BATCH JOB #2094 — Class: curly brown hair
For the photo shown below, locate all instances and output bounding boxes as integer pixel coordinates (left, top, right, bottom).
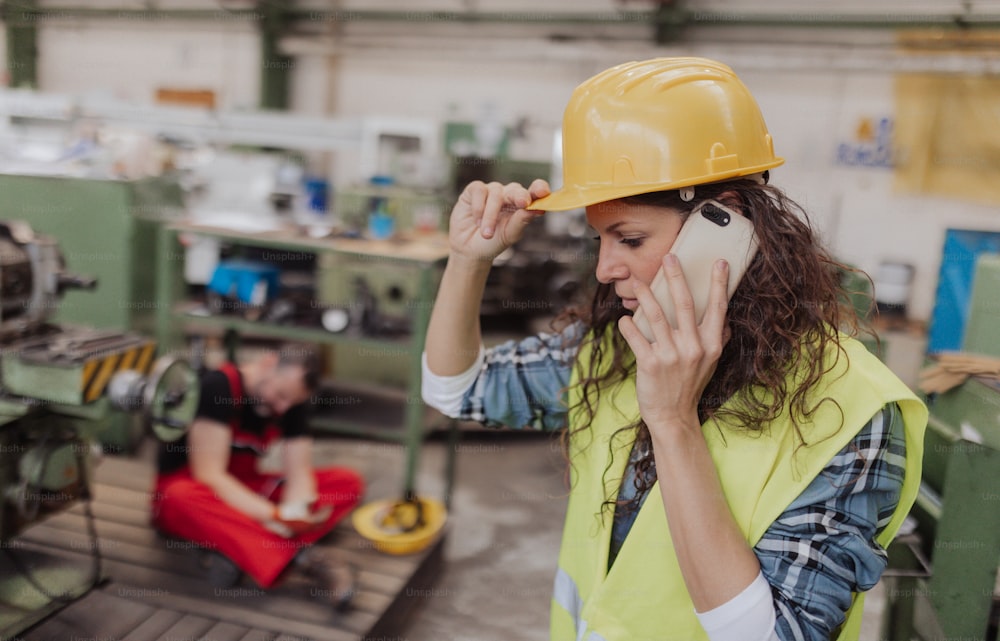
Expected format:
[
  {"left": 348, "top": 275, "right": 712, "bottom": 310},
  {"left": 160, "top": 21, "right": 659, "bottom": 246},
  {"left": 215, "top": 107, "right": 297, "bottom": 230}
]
[{"left": 555, "top": 178, "right": 873, "bottom": 516}]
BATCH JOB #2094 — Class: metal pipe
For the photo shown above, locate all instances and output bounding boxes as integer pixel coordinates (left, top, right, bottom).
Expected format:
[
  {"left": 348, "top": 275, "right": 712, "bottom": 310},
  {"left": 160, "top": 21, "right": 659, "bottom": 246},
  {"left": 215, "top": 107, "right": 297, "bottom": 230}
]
[
  {"left": 0, "top": 6, "right": 263, "bottom": 24},
  {"left": 683, "top": 10, "right": 1000, "bottom": 30},
  {"left": 260, "top": 1, "right": 291, "bottom": 110},
  {"left": 3, "top": 0, "right": 38, "bottom": 88},
  {"left": 4, "top": 5, "right": 1000, "bottom": 31},
  {"left": 293, "top": 8, "right": 1000, "bottom": 30}
]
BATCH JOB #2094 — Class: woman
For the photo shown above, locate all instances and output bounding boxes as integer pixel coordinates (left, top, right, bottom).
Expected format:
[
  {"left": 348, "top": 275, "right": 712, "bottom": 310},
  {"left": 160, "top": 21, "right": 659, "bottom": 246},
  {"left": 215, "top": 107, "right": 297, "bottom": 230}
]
[{"left": 422, "top": 58, "right": 926, "bottom": 641}]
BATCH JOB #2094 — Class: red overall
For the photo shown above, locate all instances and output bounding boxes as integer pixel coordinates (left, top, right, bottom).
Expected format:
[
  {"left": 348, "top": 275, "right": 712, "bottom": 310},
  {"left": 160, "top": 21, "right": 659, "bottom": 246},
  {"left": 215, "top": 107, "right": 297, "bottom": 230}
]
[{"left": 151, "top": 363, "right": 364, "bottom": 587}]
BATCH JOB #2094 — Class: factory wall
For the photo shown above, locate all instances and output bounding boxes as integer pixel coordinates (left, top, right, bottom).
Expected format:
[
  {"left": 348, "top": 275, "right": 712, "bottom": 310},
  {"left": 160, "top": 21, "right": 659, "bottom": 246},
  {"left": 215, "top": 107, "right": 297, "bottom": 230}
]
[
  {"left": 8, "top": 0, "right": 1000, "bottom": 322},
  {"left": 35, "top": 18, "right": 259, "bottom": 109}
]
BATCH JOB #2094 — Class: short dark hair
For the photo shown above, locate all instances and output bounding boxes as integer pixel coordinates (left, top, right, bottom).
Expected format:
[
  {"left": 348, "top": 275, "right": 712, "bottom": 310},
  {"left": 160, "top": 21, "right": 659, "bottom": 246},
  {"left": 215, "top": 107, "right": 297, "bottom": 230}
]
[{"left": 275, "top": 342, "right": 322, "bottom": 392}]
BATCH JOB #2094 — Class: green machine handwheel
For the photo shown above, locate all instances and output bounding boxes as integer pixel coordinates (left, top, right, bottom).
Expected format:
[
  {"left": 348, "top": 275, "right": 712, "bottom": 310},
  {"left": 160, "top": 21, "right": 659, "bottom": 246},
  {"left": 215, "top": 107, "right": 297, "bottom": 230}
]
[
  {"left": 144, "top": 357, "right": 200, "bottom": 443},
  {"left": 107, "top": 356, "right": 200, "bottom": 442}
]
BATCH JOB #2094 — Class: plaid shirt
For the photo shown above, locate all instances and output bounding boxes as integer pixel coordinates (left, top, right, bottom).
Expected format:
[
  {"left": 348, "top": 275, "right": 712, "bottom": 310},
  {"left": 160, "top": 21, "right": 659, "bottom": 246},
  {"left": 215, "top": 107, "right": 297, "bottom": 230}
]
[{"left": 459, "top": 324, "right": 906, "bottom": 641}]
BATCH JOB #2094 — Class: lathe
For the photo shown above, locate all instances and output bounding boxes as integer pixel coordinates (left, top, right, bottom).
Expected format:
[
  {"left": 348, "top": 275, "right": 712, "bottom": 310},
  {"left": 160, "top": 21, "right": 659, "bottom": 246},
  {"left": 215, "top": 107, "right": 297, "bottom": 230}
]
[{"left": 0, "top": 220, "right": 199, "bottom": 639}]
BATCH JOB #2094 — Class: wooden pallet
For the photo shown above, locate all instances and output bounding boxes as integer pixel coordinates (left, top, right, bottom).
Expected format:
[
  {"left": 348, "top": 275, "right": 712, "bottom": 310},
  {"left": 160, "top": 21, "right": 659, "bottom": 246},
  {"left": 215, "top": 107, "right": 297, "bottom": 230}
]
[{"left": 1, "top": 452, "right": 444, "bottom": 641}]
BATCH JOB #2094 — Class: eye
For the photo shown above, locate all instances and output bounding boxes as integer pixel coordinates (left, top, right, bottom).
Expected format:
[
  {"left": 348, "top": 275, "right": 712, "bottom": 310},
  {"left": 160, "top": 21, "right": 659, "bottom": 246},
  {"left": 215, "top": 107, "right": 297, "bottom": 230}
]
[{"left": 620, "top": 237, "right": 643, "bottom": 248}]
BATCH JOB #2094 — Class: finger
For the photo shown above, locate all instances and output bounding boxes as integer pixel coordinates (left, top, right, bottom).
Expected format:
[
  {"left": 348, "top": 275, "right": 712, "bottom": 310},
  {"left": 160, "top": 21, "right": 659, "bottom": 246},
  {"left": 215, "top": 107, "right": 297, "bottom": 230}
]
[
  {"left": 617, "top": 315, "right": 653, "bottom": 360},
  {"left": 526, "top": 179, "right": 551, "bottom": 207},
  {"left": 479, "top": 181, "right": 507, "bottom": 238},
  {"left": 633, "top": 277, "right": 675, "bottom": 348},
  {"left": 503, "top": 208, "right": 543, "bottom": 244},
  {"left": 462, "top": 180, "right": 488, "bottom": 221},
  {"left": 494, "top": 182, "right": 542, "bottom": 244},
  {"left": 701, "top": 259, "right": 730, "bottom": 340},
  {"left": 502, "top": 181, "right": 533, "bottom": 211},
  {"left": 661, "top": 253, "right": 698, "bottom": 336}
]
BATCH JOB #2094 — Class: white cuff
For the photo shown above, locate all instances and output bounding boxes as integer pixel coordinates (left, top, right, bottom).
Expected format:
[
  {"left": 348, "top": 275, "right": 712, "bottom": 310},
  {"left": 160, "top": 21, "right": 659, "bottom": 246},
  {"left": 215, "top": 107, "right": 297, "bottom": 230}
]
[
  {"left": 695, "top": 572, "right": 779, "bottom": 641},
  {"left": 420, "top": 346, "right": 485, "bottom": 417}
]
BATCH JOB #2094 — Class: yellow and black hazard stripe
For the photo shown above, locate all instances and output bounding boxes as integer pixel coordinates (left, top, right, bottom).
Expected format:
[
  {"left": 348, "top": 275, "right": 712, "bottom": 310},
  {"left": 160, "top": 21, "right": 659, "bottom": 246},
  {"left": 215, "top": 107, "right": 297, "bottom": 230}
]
[{"left": 81, "top": 341, "right": 157, "bottom": 403}]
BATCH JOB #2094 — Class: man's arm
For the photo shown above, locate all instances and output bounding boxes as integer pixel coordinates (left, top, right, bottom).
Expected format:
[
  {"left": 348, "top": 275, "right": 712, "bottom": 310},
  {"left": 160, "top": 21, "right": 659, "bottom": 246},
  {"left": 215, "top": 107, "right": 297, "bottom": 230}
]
[
  {"left": 280, "top": 436, "right": 318, "bottom": 506},
  {"left": 187, "top": 418, "right": 276, "bottom": 522}
]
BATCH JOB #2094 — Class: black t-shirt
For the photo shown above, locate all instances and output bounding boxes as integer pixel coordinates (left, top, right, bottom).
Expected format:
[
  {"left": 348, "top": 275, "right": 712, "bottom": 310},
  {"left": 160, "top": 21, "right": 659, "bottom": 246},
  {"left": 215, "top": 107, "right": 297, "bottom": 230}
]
[{"left": 157, "top": 368, "right": 310, "bottom": 475}]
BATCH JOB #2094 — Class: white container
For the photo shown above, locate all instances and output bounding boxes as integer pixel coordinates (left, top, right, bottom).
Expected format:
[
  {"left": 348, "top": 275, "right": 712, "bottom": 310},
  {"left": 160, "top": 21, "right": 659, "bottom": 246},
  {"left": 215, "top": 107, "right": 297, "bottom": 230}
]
[
  {"left": 877, "top": 262, "right": 915, "bottom": 286},
  {"left": 183, "top": 234, "right": 220, "bottom": 285},
  {"left": 874, "top": 261, "right": 914, "bottom": 306}
]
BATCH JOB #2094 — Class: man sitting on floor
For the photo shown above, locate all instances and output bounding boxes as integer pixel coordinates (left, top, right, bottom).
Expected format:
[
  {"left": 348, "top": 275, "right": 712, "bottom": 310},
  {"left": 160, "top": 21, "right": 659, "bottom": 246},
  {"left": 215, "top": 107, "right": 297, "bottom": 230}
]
[{"left": 152, "top": 342, "right": 363, "bottom": 610}]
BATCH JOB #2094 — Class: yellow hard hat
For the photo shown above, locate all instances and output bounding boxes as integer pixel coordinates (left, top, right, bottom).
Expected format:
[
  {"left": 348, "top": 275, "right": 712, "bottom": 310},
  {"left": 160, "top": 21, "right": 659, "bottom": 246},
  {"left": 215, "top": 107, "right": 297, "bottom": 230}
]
[
  {"left": 530, "top": 57, "right": 784, "bottom": 212},
  {"left": 352, "top": 495, "right": 447, "bottom": 555}
]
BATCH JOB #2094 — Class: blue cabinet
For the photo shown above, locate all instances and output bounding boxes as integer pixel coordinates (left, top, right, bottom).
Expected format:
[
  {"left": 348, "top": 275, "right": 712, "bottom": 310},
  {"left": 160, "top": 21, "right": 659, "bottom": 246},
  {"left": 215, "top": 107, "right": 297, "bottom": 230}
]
[{"left": 928, "top": 229, "right": 1000, "bottom": 354}]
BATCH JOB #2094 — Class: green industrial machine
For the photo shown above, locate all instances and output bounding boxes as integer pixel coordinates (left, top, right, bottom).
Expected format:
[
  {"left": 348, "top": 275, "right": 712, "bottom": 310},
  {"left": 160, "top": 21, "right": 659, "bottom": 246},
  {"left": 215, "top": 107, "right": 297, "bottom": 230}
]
[
  {"left": 314, "top": 185, "right": 448, "bottom": 389},
  {"left": 883, "top": 377, "right": 1000, "bottom": 641},
  {"left": 332, "top": 183, "right": 447, "bottom": 235},
  {"left": 0, "top": 173, "right": 184, "bottom": 335},
  {"left": 964, "top": 254, "right": 1000, "bottom": 359},
  {"left": 881, "top": 253, "right": 1000, "bottom": 641},
  {"left": 0, "top": 220, "right": 199, "bottom": 641},
  {"left": 0, "top": 173, "right": 185, "bottom": 450},
  {"left": 317, "top": 251, "right": 443, "bottom": 388}
]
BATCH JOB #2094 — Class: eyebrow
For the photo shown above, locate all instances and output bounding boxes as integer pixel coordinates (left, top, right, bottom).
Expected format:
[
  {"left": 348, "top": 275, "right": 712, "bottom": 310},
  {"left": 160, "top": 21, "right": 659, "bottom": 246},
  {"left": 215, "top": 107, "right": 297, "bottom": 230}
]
[{"left": 591, "top": 221, "right": 633, "bottom": 234}]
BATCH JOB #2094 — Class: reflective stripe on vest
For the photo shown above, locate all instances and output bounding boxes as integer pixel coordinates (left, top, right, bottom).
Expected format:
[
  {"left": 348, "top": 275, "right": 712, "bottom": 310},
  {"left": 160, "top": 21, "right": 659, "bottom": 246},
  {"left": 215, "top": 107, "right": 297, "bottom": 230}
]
[
  {"left": 553, "top": 567, "right": 609, "bottom": 641},
  {"left": 553, "top": 567, "right": 582, "bottom": 623}
]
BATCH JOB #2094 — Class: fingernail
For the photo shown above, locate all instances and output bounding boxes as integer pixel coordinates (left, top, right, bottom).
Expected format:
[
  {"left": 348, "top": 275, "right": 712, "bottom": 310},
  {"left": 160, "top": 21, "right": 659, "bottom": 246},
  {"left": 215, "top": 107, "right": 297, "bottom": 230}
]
[
  {"left": 717, "top": 259, "right": 729, "bottom": 272},
  {"left": 482, "top": 226, "right": 493, "bottom": 236},
  {"left": 665, "top": 253, "right": 679, "bottom": 266}
]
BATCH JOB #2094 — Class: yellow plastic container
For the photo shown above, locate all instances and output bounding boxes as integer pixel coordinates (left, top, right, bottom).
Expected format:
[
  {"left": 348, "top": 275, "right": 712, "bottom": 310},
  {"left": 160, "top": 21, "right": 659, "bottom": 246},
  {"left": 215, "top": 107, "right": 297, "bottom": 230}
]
[{"left": 352, "top": 496, "right": 447, "bottom": 555}]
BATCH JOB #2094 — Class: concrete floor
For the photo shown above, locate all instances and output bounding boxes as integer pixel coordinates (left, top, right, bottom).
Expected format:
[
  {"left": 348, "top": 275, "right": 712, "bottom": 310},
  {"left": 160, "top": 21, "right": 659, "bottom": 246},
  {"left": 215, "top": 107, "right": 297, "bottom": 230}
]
[
  {"left": 309, "top": 327, "right": 929, "bottom": 640},
  {"left": 313, "top": 429, "right": 566, "bottom": 640}
]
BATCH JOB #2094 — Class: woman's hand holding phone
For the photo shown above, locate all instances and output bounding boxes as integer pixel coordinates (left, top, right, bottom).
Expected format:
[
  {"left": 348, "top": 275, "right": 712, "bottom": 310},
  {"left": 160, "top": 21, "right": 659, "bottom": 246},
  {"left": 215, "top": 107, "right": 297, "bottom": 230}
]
[
  {"left": 619, "top": 253, "right": 733, "bottom": 433},
  {"left": 619, "top": 199, "right": 757, "bottom": 432},
  {"left": 632, "top": 200, "right": 758, "bottom": 340}
]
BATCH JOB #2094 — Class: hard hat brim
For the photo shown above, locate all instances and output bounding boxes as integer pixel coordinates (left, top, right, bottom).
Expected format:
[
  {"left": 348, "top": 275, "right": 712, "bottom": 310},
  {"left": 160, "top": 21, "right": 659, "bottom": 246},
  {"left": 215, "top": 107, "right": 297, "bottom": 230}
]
[{"left": 527, "top": 158, "right": 784, "bottom": 212}]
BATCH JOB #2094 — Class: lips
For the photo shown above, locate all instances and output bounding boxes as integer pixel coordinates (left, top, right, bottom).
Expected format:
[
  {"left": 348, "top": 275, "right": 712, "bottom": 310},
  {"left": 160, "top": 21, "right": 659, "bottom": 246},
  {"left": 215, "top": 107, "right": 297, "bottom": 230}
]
[{"left": 619, "top": 297, "right": 638, "bottom": 311}]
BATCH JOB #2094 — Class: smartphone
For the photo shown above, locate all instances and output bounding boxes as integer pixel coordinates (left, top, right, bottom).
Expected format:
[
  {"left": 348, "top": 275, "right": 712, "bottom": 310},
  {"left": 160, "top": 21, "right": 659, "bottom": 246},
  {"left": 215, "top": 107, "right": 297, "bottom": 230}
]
[{"left": 632, "top": 199, "right": 758, "bottom": 340}]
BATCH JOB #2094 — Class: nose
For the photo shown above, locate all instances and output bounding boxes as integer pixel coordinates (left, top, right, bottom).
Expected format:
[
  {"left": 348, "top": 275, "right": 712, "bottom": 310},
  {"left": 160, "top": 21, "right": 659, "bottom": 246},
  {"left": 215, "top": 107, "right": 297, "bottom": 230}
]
[{"left": 594, "top": 242, "right": 628, "bottom": 284}]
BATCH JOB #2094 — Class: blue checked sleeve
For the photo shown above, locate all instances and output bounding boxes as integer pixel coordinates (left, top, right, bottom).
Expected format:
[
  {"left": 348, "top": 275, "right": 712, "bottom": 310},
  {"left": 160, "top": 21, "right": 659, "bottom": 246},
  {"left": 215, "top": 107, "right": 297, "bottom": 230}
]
[
  {"left": 457, "top": 322, "right": 584, "bottom": 431},
  {"left": 755, "top": 402, "right": 908, "bottom": 641}
]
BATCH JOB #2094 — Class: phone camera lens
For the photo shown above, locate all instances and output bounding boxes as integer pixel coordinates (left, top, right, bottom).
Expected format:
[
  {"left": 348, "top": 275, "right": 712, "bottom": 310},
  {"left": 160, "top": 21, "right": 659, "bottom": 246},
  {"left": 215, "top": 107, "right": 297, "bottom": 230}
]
[{"left": 701, "top": 203, "right": 730, "bottom": 226}]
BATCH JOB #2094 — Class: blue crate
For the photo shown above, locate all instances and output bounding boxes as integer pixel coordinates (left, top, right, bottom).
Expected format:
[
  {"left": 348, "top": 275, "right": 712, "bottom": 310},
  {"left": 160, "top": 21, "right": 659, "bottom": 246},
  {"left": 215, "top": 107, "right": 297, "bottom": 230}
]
[
  {"left": 207, "top": 260, "right": 281, "bottom": 305},
  {"left": 927, "top": 229, "right": 1000, "bottom": 353}
]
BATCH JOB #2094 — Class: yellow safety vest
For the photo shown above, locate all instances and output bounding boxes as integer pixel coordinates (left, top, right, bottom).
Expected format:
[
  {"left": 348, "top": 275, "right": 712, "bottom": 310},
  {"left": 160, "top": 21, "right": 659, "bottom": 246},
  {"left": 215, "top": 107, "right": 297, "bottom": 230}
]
[{"left": 551, "top": 334, "right": 927, "bottom": 641}]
